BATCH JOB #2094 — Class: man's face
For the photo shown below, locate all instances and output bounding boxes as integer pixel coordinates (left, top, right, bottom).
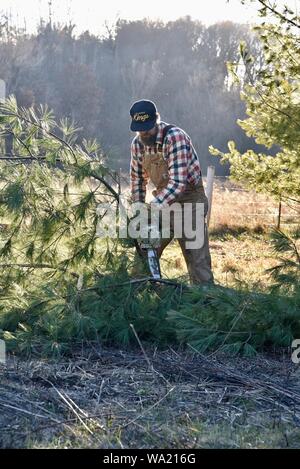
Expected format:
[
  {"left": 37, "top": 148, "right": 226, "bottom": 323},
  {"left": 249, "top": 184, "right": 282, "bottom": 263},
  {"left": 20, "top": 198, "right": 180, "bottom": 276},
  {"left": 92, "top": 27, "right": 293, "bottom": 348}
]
[{"left": 138, "top": 125, "right": 158, "bottom": 146}]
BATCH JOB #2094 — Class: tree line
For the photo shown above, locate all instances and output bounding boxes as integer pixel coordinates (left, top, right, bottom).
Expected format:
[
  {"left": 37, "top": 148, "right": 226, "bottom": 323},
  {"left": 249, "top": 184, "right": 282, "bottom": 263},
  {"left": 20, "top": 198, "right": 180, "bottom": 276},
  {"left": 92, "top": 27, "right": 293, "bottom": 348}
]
[{"left": 0, "top": 16, "right": 264, "bottom": 173}]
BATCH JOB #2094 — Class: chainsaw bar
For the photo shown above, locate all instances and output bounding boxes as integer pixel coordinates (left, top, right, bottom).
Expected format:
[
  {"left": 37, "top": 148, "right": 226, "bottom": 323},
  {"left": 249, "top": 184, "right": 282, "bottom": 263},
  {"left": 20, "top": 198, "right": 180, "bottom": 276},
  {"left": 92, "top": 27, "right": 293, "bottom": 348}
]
[
  {"left": 138, "top": 222, "right": 162, "bottom": 280},
  {"left": 146, "top": 248, "right": 161, "bottom": 279}
]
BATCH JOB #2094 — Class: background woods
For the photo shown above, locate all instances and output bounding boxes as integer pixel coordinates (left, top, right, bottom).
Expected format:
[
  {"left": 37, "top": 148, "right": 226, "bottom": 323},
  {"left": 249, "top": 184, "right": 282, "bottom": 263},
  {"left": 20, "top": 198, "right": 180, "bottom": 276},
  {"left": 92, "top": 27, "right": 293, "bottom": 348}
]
[{"left": 0, "top": 16, "right": 265, "bottom": 172}]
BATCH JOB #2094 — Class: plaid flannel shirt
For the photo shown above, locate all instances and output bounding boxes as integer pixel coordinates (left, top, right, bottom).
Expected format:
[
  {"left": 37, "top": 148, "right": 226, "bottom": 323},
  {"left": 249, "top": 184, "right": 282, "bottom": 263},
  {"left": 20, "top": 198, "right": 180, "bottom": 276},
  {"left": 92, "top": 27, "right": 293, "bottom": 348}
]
[{"left": 130, "top": 121, "right": 202, "bottom": 205}]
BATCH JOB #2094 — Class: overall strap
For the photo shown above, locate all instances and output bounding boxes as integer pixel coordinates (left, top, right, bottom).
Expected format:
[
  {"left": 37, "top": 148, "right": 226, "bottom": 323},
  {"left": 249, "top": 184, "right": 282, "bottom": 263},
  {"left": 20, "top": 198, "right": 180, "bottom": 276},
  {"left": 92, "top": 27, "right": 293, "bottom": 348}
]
[
  {"left": 157, "top": 124, "right": 175, "bottom": 152},
  {"left": 161, "top": 124, "right": 175, "bottom": 143}
]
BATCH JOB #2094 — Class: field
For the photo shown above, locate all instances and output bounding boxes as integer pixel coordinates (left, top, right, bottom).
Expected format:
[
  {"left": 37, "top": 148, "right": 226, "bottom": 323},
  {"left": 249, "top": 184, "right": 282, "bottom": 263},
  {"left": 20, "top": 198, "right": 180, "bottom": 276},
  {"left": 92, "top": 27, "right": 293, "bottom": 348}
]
[
  {"left": 1, "top": 180, "right": 300, "bottom": 449},
  {"left": 161, "top": 178, "right": 298, "bottom": 288}
]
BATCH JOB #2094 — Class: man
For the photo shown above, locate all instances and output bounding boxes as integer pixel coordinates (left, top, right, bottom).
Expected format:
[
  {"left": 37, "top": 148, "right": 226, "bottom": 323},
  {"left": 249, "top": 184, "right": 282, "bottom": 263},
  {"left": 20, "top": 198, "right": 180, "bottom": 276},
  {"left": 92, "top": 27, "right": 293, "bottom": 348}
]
[{"left": 129, "top": 99, "right": 213, "bottom": 285}]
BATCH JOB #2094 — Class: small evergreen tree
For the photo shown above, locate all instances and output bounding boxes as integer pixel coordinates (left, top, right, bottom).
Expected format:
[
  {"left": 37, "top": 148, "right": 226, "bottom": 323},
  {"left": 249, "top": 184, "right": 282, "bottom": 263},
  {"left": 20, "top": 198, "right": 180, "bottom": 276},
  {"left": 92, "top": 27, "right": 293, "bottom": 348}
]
[
  {"left": 267, "top": 227, "right": 300, "bottom": 293},
  {"left": 210, "top": 1, "right": 300, "bottom": 203}
]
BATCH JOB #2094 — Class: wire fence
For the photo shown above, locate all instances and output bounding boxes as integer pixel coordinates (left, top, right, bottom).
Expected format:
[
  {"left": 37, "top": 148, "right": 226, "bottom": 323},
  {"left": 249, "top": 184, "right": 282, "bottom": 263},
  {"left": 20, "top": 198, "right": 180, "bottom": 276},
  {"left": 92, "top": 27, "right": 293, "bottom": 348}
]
[
  {"left": 206, "top": 177, "right": 299, "bottom": 228},
  {"left": 0, "top": 156, "right": 298, "bottom": 229},
  {"left": 120, "top": 173, "right": 299, "bottom": 228}
]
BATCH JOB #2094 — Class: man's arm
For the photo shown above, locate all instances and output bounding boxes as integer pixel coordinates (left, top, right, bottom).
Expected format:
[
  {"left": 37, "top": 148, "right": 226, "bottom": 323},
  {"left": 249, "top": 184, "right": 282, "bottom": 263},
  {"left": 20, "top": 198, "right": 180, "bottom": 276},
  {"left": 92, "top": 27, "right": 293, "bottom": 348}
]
[
  {"left": 130, "top": 140, "right": 149, "bottom": 203},
  {"left": 153, "top": 131, "right": 189, "bottom": 205}
]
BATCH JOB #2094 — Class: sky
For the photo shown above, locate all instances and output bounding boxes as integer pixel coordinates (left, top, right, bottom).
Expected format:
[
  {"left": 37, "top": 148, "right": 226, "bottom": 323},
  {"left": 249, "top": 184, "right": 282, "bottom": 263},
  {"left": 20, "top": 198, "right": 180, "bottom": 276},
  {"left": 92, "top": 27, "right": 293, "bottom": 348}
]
[{"left": 0, "top": 0, "right": 299, "bottom": 36}]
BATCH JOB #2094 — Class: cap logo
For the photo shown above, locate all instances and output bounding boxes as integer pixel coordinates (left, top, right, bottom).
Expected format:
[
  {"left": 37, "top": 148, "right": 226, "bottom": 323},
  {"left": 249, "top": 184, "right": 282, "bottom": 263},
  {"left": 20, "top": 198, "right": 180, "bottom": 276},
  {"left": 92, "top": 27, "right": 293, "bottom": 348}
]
[{"left": 133, "top": 112, "right": 151, "bottom": 122}]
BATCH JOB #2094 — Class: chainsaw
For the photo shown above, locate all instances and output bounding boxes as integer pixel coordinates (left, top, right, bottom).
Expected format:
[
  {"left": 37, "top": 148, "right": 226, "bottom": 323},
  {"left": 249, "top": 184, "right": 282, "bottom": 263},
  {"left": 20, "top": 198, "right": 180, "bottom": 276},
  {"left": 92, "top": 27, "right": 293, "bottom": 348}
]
[{"left": 138, "top": 223, "right": 162, "bottom": 279}]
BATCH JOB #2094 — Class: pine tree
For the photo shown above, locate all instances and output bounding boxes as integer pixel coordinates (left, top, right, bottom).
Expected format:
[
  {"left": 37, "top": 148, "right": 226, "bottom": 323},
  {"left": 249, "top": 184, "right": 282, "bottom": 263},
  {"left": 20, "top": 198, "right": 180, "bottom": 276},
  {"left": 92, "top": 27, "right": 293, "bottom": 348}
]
[
  {"left": 267, "top": 227, "right": 300, "bottom": 293},
  {"left": 0, "top": 97, "right": 181, "bottom": 355},
  {"left": 209, "top": 1, "right": 300, "bottom": 204}
]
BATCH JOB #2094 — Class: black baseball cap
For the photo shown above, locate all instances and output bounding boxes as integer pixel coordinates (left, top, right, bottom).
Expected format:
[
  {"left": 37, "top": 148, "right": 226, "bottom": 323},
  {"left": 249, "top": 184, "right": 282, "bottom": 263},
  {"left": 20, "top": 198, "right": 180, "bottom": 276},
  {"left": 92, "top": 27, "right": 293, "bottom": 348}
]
[{"left": 130, "top": 99, "right": 157, "bottom": 131}]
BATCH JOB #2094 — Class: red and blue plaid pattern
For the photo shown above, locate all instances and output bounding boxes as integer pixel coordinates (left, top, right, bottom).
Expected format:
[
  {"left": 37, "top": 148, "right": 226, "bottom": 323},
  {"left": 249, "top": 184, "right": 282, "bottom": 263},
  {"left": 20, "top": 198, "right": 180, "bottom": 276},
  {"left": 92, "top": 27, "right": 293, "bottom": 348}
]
[{"left": 130, "top": 121, "right": 202, "bottom": 205}]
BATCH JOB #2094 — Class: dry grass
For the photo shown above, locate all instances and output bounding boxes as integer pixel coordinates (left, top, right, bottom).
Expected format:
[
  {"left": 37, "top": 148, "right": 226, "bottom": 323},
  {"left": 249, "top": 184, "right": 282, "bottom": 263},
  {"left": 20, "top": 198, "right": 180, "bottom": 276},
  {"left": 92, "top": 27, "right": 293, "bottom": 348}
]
[
  {"left": 161, "top": 232, "right": 278, "bottom": 289},
  {"left": 209, "top": 178, "right": 298, "bottom": 230},
  {"left": 159, "top": 179, "right": 298, "bottom": 289},
  {"left": 1, "top": 347, "right": 300, "bottom": 449}
]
